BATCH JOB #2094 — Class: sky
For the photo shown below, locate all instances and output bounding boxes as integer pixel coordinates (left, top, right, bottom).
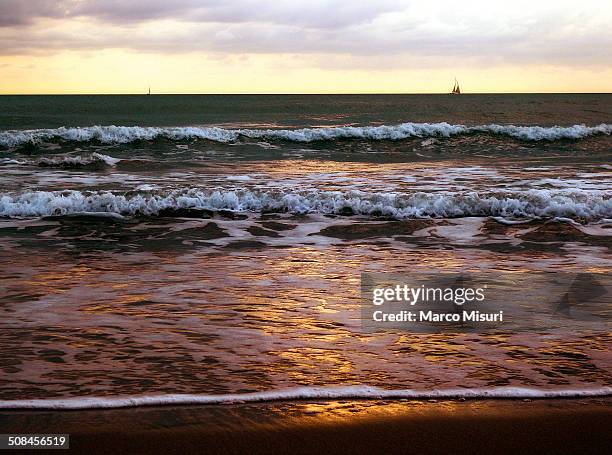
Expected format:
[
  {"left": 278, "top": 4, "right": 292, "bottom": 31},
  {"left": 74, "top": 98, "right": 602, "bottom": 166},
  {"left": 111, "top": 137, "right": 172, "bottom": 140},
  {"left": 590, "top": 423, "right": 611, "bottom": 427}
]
[{"left": 0, "top": 0, "right": 611, "bottom": 94}]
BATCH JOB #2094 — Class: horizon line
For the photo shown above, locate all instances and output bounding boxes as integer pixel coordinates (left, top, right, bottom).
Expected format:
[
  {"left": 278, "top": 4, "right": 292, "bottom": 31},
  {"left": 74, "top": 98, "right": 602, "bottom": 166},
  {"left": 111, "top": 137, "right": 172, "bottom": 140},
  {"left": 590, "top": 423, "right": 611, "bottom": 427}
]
[{"left": 1, "top": 92, "right": 611, "bottom": 96}]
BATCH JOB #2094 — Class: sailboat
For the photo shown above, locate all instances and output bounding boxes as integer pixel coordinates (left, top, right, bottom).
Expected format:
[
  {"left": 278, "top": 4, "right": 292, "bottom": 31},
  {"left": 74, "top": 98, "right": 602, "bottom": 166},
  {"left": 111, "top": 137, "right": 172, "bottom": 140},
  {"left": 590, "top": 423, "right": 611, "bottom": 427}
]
[
  {"left": 147, "top": 86, "right": 151, "bottom": 96},
  {"left": 450, "top": 78, "right": 461, "bottom": 95}
]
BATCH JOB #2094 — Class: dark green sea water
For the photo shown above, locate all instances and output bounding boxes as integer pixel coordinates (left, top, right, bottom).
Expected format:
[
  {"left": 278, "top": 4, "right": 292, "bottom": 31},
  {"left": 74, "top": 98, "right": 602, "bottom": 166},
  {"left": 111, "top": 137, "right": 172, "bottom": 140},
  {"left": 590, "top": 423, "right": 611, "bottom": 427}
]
[{"left": 1, "top": 93, "right": 610, "bottom": 130}]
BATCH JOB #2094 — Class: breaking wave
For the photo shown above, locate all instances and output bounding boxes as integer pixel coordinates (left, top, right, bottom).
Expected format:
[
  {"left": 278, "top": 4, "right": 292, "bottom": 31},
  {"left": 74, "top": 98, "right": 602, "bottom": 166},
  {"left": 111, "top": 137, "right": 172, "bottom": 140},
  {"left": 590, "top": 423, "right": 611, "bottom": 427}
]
[
  {"left": 36, "top": 152, "right": 120, "bottom": 168},
  {"left": 0, "top": 188, "right": 609, "bottom": 221},
  {"left": 0, "top": 153, "right": 121, "bottom": 168},
  {"left": 1, "top": 122, "right": 610, "bottom": 147},
  {"left": 0, "top": 385, "right": 609, "bottom": 410}
]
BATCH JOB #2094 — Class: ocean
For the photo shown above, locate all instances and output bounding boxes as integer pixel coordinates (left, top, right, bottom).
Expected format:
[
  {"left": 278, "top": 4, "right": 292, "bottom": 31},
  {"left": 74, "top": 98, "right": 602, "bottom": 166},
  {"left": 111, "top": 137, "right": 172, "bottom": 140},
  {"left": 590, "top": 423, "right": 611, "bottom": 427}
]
[{"left": 0, "top": 94, "right": 610, "bottom": 408}]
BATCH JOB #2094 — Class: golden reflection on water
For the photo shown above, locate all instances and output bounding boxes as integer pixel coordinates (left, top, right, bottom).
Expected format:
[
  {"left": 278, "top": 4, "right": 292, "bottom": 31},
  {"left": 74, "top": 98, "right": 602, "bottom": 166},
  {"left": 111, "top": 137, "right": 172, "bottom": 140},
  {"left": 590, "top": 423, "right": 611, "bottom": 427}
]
[
  {"left": 1, "top": 233, "right": 611, "bottom": 400},
  {"left": 255, "top": 159, "right": 467, "bottom": 180},
  {"left": 273, "top": 348, "right": 355, "bottom": 383}
]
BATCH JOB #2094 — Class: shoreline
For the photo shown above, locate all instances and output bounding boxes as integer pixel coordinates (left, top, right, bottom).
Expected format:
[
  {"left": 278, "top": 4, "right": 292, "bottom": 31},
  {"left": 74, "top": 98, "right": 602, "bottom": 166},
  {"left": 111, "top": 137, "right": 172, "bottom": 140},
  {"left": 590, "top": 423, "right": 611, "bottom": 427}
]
[
  {"left": 1, "top": 385, "right": 610, "bottom": 410},
  {"left": 1, "top": 398, "right": 610, "bottom": 454}
]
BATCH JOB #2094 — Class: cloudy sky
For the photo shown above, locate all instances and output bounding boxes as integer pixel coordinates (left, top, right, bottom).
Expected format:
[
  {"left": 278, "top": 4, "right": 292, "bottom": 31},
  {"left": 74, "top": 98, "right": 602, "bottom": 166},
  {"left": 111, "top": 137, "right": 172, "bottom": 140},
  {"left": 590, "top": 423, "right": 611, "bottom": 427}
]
[{"left": 1, "top": 0, "right": 611, "bottom": 93}]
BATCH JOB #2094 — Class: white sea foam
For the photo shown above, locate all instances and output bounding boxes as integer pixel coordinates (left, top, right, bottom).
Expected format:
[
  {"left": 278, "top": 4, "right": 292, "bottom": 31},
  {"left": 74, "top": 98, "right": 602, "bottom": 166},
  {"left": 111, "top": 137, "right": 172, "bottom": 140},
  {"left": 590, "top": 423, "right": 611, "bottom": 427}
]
[
  {"left": 36, "top": 153, "right": 120, "bottom": 167},
  {"left": 0, "top": 385, "right": 609, "bottom": 410},
  {"left": 91, "top": 152, "right": 121, "bottom": 166},
  {"left": 1, "top": 122, "right": 610, "bottom": 147},
  {"left": 134, "top": 184, "right": 160, "bottom": 191},
  {"left": 0, "top": 188, "right": 609, "bottom": 220},
  {"left": 0, "top": 158, "right": 27, "bottom": 165},
  {"left": 226, "top": 175, "right": 254, "bottom": 181},
  {"left": 469, "top": 123, "right": 611, "bottom": 141},
  {"left": 490, "top": 216, "right": 534, "bottom": 225}
]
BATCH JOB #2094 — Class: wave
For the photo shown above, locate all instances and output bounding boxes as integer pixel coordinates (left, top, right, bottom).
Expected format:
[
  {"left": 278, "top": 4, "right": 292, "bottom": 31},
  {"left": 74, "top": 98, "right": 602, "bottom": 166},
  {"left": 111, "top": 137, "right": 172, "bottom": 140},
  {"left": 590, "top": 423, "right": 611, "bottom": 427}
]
[
  {"left": 0, "top": 385, "right": 609, "bottom": 410},
  {"left": 0, "top": 153, "right": 120, "bottom": 169},
  {"left": 1, "top": 122, "right": 610, "bottom": 147},
  {"left": 36, "top": 153, "right": 120, "bottom": 168},
  {"left": 0, "top": 188, "right": 609, "bottom": 221}
]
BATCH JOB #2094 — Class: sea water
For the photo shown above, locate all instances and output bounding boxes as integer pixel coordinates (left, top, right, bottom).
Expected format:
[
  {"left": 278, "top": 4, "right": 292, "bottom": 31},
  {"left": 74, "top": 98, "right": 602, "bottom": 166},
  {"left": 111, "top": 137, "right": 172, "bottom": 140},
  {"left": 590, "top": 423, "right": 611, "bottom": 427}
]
[{"left": 0, "top": 94, "right": 610, "bottom": 407}]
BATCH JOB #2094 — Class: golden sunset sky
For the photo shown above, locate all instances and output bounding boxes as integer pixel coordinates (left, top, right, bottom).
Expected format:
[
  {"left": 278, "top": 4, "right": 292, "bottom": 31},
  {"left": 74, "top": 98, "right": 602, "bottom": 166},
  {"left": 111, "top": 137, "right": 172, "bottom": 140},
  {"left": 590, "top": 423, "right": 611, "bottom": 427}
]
[{"left": 1, "top": 0, "right": 611, "bottom": 94}]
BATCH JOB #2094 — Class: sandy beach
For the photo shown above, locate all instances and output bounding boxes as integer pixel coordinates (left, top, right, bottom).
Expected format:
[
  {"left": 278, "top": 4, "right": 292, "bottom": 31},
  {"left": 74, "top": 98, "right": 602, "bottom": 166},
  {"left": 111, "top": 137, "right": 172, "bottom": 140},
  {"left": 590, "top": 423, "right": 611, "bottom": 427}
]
[{"left": 1, "top": 398, "right": 610, "bottom": 454}]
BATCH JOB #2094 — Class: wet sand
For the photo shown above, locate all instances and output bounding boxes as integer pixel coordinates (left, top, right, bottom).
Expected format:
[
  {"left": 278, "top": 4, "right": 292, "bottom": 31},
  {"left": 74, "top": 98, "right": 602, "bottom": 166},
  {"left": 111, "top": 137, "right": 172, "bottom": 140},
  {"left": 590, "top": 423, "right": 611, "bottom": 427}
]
[{"left": 1, "top": 398, "right": 610, "bottom": 454}]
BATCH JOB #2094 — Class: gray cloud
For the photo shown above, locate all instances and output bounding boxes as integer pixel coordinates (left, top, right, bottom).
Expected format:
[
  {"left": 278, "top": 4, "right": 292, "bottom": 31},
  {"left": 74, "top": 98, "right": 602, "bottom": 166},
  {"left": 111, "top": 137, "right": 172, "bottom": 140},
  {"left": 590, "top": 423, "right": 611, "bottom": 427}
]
[
  {"left": 0, "top": 0, "right": 76, "bottom": 26},
  {"left": 0, "top": 0, "right": 610, "bottom": 68},
  {"left": 0, "top": 0, "right": 401, "bottom": 28},
  {"left": 81, "top": 0, "right": 400, "bottom": 29}
]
